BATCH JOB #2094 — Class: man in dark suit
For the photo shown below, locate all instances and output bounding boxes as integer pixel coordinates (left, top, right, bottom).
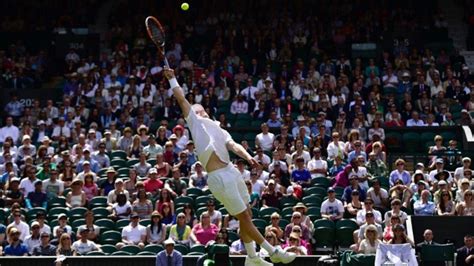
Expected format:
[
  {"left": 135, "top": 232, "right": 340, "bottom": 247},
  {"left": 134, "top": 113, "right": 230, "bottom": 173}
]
[
  {"left": 416, "top": 229, "right": 443, "bottom": 265},
  {"left": 156, "top": 238, "right": 183, "bottom": 266},
  {"left": 457, "top": 235, "right": 474, "bottom": 266}
]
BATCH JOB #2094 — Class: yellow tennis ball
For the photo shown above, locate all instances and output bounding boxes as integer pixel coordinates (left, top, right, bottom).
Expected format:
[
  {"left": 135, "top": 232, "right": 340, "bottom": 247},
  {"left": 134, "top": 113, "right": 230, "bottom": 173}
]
[{"left": 181, "top": 2, "right": 189, "bottom": 11}]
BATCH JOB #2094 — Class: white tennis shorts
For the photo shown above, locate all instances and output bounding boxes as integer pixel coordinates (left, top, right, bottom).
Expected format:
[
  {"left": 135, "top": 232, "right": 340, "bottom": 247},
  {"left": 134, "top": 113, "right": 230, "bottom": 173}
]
[{"left": 207, "top": 163, "right": 250, "bottom": 215}]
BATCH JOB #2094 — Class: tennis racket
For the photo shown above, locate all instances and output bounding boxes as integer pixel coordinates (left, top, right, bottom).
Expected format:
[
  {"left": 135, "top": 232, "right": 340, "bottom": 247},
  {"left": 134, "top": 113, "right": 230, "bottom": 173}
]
[{"left": 145, "top": 16, "right": 170, "bottom": 67}]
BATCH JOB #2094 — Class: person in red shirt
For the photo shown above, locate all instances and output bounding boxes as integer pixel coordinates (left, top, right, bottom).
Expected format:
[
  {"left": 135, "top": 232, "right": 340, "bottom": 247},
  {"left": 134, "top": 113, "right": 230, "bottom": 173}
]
[{"left": 143, "top": 168, "right": 163, "bottom": 197}]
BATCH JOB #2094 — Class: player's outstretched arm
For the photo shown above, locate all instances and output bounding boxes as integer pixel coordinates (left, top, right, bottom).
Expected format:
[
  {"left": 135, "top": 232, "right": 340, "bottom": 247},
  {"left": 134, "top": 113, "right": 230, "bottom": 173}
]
[
  {"left": 163, "top": 67, "right": 191, "bottom": 117},
  {"left": 226, "top": 140, "right": 260, "bottom": 168}
]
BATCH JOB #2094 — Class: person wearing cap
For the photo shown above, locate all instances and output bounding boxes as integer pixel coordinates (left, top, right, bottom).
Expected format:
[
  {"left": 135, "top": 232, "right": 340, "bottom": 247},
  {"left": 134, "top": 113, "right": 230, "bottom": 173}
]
[
  {"left": 117, "top": 213, "right": 146, "bottom": 249},
  {"left": 156, "top": 238, "right": 183, "bottom": 266},
  {"left": 143, "top": 134, "right": 163, "bottom": 159},
  {"left": 283, "top": 232, "right": 307, "bottom": 255},
  {"left": 24, "top": 221, "right": 41, "bottom": 253},
  {"left": 143, "top": 168, "right": 164, "bottom": 197},
  {"left": 290, "top": 156, "right": 311, "bottom": 188},
  {"left": 17, "top": 135, "right": 37, "bottom": 161},
  {"left": 53, "top": 213, "right": 72, "bottom": 239},
  {"left": 101, "top": 129, "right": 118, "bottom": 153},
  {"left": 99, "top": 167, "right": 118, "bottom": 196},
  {"left": 261, "top": 179, "right": 283, "bottom": 209},
  {"left": 107, "top": 178, "right": 130, "bottom": 205},
  {"left": 76, "top": 159, "right": 98, "bottom": 183},
  {"left": 189, "top": 162, "right": 208, "bottom": 190},
  {"left": 389, "top": 159, "right": 411, "bottom": 187},
  {"left": 92, "top": 142, "right": 111, "bottom": 169},
  {"left": 32, "top": 231, "right": 56, "bottom": 256},
  {"left": 292, "top": 116, "right": 310, "bottom": 138},
  {"left": 134, "top": 152, "right": 152, "bottom": 177},
  {"left": 454, "top": 157, "right": 472, "bottom": 183},
  {"left": 4, "top": 227, "right": 28, "bottom": 256},
  {"left": 72, "top": 227, "right": 101, "bottom": 255},
  {"left": 164, "top": 68, "right": 296, "bottom": 265},
  {"left": 66, "top": 179, "right": 86, "bottom": 208},
  {"left": 321, "top": 188, "right": 344, "bottom": 221},
  {"left": 51, "top": 116, "right": 71, "bottom": 141},
  {"left": 414, "top": 190, "right": 436, "bottom": 216},
  {"left": 25, "top": 180, "right": 47, "bottom": 210}
]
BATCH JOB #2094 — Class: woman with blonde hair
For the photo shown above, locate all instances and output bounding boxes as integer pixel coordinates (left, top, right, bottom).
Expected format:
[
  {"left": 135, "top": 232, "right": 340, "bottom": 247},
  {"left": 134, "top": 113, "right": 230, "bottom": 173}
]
[
  {"left": 265, "top": 212, "right": 284, "bottom": 240},
  {"left": 358, "top": 224, "right": 381, "bottom": 254},
  {"left": 128, "top": 134, "right": 143, "bottom": 159},
  {"left": 155, "top": 126, "right": 169, "bottom": 147},
  {"left": 456, "top": 190, "right": 474, "bottom": 216}
]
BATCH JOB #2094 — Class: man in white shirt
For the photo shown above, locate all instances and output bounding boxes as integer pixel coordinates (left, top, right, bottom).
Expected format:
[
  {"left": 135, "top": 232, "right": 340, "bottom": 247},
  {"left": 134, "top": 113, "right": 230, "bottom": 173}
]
[
  {"left": 428, "top": 158, "right": 453, "bottom": 184},
  {"left": 51, "top": 117, "right": 71, "bottom": 141},
  {"left": 19, "top": 168, "right": 38, "bottom": 197},
  {"left": 7, "top": 210, "right": 30, "bottom": 241},
  {"left": 292, "top": 116, "right": 310, "bottom": 137},
  {"left": 72, "top": 228, "right": 101, "bottom": 255},
  {"left": 454, "top": 157, "right": 472, "bottom": 183},
  {"left": 118, "top": 213, "right": 146, "bottom": 249},
  {"left": 240, "top": 78, "right": 259, "bottom": 101},
  {"left": 268, "top": 151, "right": 288, "bottom": 173},
  {"left": 255, "top": 123, "right": 275, "bottom": 152},
  {"left": 356, "top": 198, "right": 382, "bottom": 225},
  {"left": 23, "top": 221, "right": 41, "bottom": 253},
  {"left": 326, "top": 132, "right": 346, "bottom": 160},
  {"left": 236, "top": 159, "right": 251, "bottom": 180},
  {"left": 0, "top": 116, "right": 20, "bottom": 143},
  {"left": 321, "top": 188, "right": 344, "bottom": 221},
  {"left": 253, "top": 147, "right": 271, "bottom": 169},
  {"left": 406, "top": 111, "right": 425, "bottom": 127},
  {"left": 42, "top": 167, "right": 64, "bottom": 199},
  {"left": 307, "top": 148, "right": 328, "bottom": 178},
  {"left": 250, "top": 169, "right": 265, "bottom": 197}
]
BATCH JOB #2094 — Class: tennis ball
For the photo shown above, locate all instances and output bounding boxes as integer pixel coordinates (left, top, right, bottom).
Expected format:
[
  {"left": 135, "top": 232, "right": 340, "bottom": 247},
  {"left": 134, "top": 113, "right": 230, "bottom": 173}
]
[{"left": 181, "top": 2, "right": 189, "bottom": 11}]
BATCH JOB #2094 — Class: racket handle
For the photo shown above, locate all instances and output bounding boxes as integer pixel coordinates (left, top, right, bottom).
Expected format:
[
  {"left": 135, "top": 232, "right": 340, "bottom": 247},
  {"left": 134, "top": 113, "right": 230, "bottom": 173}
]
[{"left": 163, "top": 56, "right": 170, "bottom": 68}]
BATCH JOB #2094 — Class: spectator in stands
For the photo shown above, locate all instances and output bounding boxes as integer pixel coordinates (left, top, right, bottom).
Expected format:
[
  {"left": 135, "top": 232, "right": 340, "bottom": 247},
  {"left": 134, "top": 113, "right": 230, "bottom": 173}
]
[
  {"left": 357, "top": 198, "right": 383, "bottom": 226},
  {"left": 255, "top": 123, "right": 275, "bottom": 152},
  {"left": 366, "top": 179, "right": 389, "bottom": 211},
  {"left": 414, "top": 190, "right": 436, "bottom": 216},
  {"left": 327, "top": 132, "right": 345, "bottom": 161},
  {"left": 25, "top": 180, "right": 47, "bottom": 210},
  {"left": 77, "top": 211, "right": 99, "bottom": 242},
  {"left": 284, "top": 212, "right": 310, "bottom": 242},
  {"left": 146, "top": 211, "right": 167, "bottom": 245},
  {"left": 4, "top": 227, "right": 28, "bottom": 256},
  {"left": 265, "top": 212, "right": 284, "bottom": 240},
  {"left": 290, "top": 140, "right": 311, "bottom": 164},
  {"left": 82, "top": 173, "right": 98, "bottom": 202},
  {"left": 36, "top": 212, "right": 51, "bottom": 236},
  {"left": 321, "top": 187, "right": 344, "bottom": 221},
  {"left": 66, "top": 179, "right": 86, "bottom": 208},
  {"left": 107, "top": 178, "right": 130, "bottom": 205},
  {"left": 253, "top": 148, "right": 271, "bottom": 169},
  {"left": 383, "top": 199, "right": 408, "bottom": 226},
  {"left": 169, "top": 212, "right": 192, "bottom": 246},
  {"left": 456, "top": 190, "right": 474, "bottom": 216},
  {"left": 190, "top": 211, "right": 219, "bottom": 246},
  {"left": 261, "top": 179, "right": 283, "bottom": 209},
  {"left": 343, "top": 174, "right": 367, "bottom": 203},
  {"left": 7, "top": 210, "right": 29, "bottom": 241},
  {"left": 206, "top": 199, "right": 222, "bottom": 228},
  {"left": 32, "top": 231, "right": 56, "bottom": 256},
  {"left": 456, "top": 234, "right": 474, "bottom": 266},
  {"left": 437, "top": 189, "right": 456, "bottom": 216},
  {"left": 109, "top": 193, "right": 132, "bottom": 221},
  {"left": 290, "top": 157, "right": 311, "bottom": 188},
  {"left": 307, "top": 148, "right": 327, "bottom": 179},
  {"left": 53, "top": 214, "right": 72, "bottom": 241},
  {"left": 56, "top": 232, "right": 76, "bottom": 258},
  {"left": 189, "top": 162, "right": 207, "bottom": 190},
  {"left": 345, "top": 189, "right": 363, "bottom": 219},
  {"left": 156, "top": 238, "right": 183, "bottom": 266},
  {"left": 416, "top": 229, "right": 439, "bottom": 255},
  {"left": 134, "top": 152, "right": 152, "bottom": 177},
  {"left": 358, "top": 224, "right": 381, "bottom": 255},
  {"left": 117, "top": 213, "right": 146, "bottom": 249},
  {"left": 387, "top": 224, "right": 414, "bottom": 246},
  {"left": 283, "top": 232, "right": 307, "bottom": 255},
  {"left": 72, "top": 228, "right": 100, "bottom": 255},
  {"left": 454, "top": 157, "right": 472, "bottom": 185},
  {"left": 389, "top": 159, "right": 411, "bottom": 187},
  {"left": 143, "top": 168, "right": 163, "bottom": 197},
  {"left": 43, "top": 166, "right": 64, "bottom": 200},
  {"left": 24, "top": 221, "right": 41, "bottom": 254},
  {"left": 230, "top": 95, "right": 248, "bottom": 114}
]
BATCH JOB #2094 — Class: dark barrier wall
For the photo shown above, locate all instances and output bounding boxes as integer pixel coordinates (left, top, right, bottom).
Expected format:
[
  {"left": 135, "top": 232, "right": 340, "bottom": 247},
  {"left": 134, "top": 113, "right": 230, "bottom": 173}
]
[
  {"left": 408, "top": 216, "right": 474, "bottom": 248},
  {"left": 0, "top": 255, "right": 320, "bottom": 266}
]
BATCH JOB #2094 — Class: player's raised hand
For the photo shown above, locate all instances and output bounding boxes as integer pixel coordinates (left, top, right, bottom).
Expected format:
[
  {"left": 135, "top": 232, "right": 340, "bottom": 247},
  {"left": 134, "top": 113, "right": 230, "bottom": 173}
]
[
  {"left": 163, "top": 66, "right": 175, "bottom": 80},
  {"left": 248, "top": 157, "right": 261, "bottom": 170}
]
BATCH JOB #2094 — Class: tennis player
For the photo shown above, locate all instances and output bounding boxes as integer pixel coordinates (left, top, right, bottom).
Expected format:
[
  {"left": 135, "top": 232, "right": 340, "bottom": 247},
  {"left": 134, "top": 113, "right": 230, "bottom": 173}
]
[{"left": 163, "top": 67, "right": 296, "bottom": 265}]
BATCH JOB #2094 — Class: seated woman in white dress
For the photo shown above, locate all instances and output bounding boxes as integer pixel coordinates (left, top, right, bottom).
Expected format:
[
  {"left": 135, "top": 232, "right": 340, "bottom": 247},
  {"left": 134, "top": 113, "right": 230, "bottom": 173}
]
[{"left": 358, "top": 224, "right": 381, "bottom": 254}]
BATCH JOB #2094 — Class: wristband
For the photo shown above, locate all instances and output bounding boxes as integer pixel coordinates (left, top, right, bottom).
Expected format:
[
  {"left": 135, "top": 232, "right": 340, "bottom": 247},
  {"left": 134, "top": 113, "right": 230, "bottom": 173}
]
[{"left": 169, "top": 78, "right": 179, "bottom": 89}]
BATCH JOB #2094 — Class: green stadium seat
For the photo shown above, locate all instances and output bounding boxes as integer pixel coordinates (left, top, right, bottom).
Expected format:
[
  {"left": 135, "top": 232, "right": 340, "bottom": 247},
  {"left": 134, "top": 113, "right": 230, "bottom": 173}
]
[
  {"left": 251, "top": 207, "right": 259, "bottom": 218},
  {"left": 228, "top": 231, "right": 240, "bottom": 242},
  {"left": 86, "top": 251, "right": 106, "bottom": 256},
  {"left": 111, "top": 251, "right": 131, "bottom": 255},
  {"left": 190, "top": 244, "right": 206, "bottom": 254},
  {"left": 92, "top": 207, "right": 110, "bottom": 220},
  {"left": 281, "top": 207, "right": 295, "bottom": 220},
  {"left": 115, "top": 219, "right": 130, "bottom": 231},
  {"left": 174, "top": 196, "right": 194, "bottom": 208},
  {"left": 259, "top": 207, "right": 280, "bottom": 220},
  {"left": 69, "top": 207, "right": 88, "bottom": 221},
  {"left": 117, "top": 168, "right": 130, "bottom": 177},
  {"left": 195, "top": 195, "right": 213, "bottom": 208},
  {"left": 302, "top": 195, "right": 322, "bottom": 207},
  {"left": 440, "top": 131, "right": 456, "bottom": 144},
  {"left": 126, "top": 159, "right": 139, "bottom": 168},
  {"left": 48, "top": 197, "right": 67, "bottom": 209},
  {"left": 384, "top": 132, "right": 402, "bottom": 151},
  {"left": 139, "top": 219, "right": 151, "bottom": 227},
  {"left": 243, "top": 133, "right": 256, "bottom": 141},
  {"left": 137, "top": 251, "right": 156, "bottom": 255},
  {"left": 174, "top": 244, "right": 189, "bottom": 255},
  {"left": 100, "top": 244, "right": 117, "bottom": 254},
  {"left": 306, "top": 207, "right": 321, "bottom": 221},
  {"left": 147, "top": 159, "right": 157, "bottom": 165},
  {"left": 111, "top": 159, "right": 127, "bottom": 169},
  {"left": 234, "top": 120, "right": 250, "bottom": 127},
  {"left": 279, "top": 196, "right": 298, "bottom": 209},
  {"left": 71, "top": 218, "right": 86, "bottom": 230},
  {"left": 420, "top": 132, "right": 436, "bottom": 144},
  {"left": 143, "top": 244, "right": 164, "bottom": 254},
  {"left": 336, "top": 219, "right": 359, "bottom": 248},
  {"left": 279, "top": 219, "right": 290, "bottom": 229},
  {"left": 111, "top": 151, "right": 127, "bottom": 160},
  {"left": 121, "top": 245, "right": 141, "bottom": 255},
  {"left": 48, "top": 207, "right": 69, "bottom": 220},
  {"left": 100, "top": 231, "right": 122, "bottom": 245},
  {"left": 313, "top": 219, "right": 336, "bottom": 251},
  {"left": 95, "top": 218, "right": 115, "bottom": 230},
  {"left": 89, "top": 196, "right": 108, "bottom": 209},
  {"left": 304, "top": 186, "right": 326, "bottom": 197},
  {"left": 311, "top": 177, "right": 331, "bottom": 188},
  {"left": 27, "top": 207, "right": 47, "bottom": 221}
]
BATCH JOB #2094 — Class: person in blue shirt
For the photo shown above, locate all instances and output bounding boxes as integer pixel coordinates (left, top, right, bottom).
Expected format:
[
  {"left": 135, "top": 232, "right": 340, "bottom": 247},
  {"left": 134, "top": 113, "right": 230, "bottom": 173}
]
[
  {"left": 414, "top": 190, "right": 436, "bottom": 216},
  {"left": 342, "top": 175, "right": 367, "bottom": 203},
  {"left": 291, "top": 157, "right": 311, "bottom": 188},
  {"left": 156, "top": 238, "right": 183, "bottom": 266},
  {"left": 25, "top": 180, "right": 48, "bottom": 210},
  {"left": 347, "top": 140, "right": 367, "bottom": 163},
  {"left": 4, "top": 228, "right": 28, "bottom": 256}
]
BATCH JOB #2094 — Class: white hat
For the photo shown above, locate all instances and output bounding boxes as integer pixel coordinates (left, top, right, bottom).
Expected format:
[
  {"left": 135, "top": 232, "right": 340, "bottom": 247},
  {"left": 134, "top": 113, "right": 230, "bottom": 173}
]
[
  {"left": 163, "top": 238, "right": 175, "bottom": 245},
  {"left": 37, "top": 120, "right": 46, "bottom": 126},
  {"left": 41, "top": 136, "right": 51, "bottom": 143},
  {"left": 297, "top": 115, "right": 305, "bottom": 122},
  {"left": 148, "top": 168, "right": 158, "bottom": 174}
]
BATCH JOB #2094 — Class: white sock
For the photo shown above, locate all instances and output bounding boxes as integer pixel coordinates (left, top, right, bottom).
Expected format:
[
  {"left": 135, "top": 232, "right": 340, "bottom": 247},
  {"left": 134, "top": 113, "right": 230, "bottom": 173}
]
[
  {"left": 260, "top": 240, "right": 276, "bottom": 254},
  {"left": 244, "top": 241, "right": 257, "bottom": 258}
]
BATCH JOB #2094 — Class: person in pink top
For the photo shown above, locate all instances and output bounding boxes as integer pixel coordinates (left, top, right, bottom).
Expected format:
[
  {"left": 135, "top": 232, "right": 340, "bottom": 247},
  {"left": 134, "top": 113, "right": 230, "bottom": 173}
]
[{"left": 190, "top": 211, "right": 219, "bottom": 246}]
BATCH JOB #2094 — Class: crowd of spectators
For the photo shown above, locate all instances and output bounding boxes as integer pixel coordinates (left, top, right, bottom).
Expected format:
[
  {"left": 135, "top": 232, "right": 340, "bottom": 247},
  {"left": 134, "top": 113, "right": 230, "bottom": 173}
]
[{"left": 0, "top": 0, "right": 473, "bottom": 261}]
